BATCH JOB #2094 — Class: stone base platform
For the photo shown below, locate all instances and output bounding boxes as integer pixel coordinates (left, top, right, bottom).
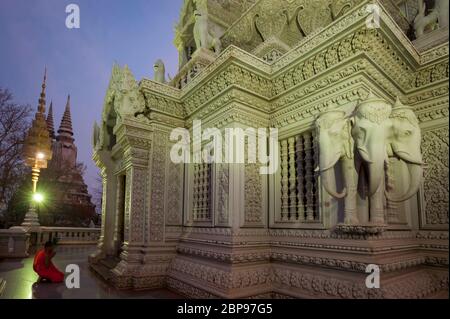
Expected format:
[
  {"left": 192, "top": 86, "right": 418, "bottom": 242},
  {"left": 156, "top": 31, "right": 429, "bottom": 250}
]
[{"left": 90, "top": 251, "right": 449, "bottom": 299}]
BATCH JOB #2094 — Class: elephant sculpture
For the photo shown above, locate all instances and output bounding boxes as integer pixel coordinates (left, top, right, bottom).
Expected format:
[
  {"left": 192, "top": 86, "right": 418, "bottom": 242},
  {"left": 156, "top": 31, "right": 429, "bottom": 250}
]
[
  {"left": 385, "top": 98, "right": 424, "bottom": 202},
  {"left": 351, "top": 93, "right": 393, "bottom": 224},
  {"left": 414, "top": 0, "right": 449, "bottom": 39},
  {"left": 316, "top": 93, "right": 423, "bottom": 226},
  {"left": 316, "top": 110, "right": 359, "bottom": 225}
]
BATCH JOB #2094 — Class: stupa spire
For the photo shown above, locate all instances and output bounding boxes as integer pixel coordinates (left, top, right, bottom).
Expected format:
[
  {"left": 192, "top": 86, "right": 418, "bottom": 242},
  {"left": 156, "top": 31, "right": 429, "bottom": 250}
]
[
  {"left": 46, "top": 101, "right": 55, "bottom": 139},
  {"left": 57, "top": 94, "right": 74, "bottom": 142},
  {"left": 37, "top": 68, "right": 47, "bottom": 118}
]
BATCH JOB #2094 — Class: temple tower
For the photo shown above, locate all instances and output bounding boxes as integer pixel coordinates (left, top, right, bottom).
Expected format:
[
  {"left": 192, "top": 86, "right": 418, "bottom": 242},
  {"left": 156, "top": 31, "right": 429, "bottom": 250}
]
[
  {"left": 39, "top": 94, "right": 96, "bottom": 226},
  {"left": 50, "top": 95, "right": 77, "bottom": 170}
]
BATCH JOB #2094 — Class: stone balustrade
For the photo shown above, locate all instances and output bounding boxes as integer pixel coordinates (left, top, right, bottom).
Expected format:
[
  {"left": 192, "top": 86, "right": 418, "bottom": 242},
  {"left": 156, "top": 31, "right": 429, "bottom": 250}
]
[
  {"left": 38, "top": 227, "right": 100, "bottom": 245},
  {"left": 0, "top": 228, "right": 30, "bottom": 258},
  {"left": 170, "top": 48, "right": 216, "bottom": 89},
  {"left": 0, "top": 226, "right": 100, "bottom": 259}
]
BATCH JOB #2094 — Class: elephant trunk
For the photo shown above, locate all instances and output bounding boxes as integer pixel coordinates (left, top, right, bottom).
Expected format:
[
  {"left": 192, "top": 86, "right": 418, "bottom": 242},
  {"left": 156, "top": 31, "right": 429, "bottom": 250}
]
[
  {"left": 367, "top": 161, "right": 385, "bottom": 196},
  {"left": 357, "top": 137, "right": 387, "bottom": 197},
  {"left": 321, "top": 167, "right": 347, "bottom": 199},
  {"left": 386, "top": 163, "right": 423, "bottom": 202}
]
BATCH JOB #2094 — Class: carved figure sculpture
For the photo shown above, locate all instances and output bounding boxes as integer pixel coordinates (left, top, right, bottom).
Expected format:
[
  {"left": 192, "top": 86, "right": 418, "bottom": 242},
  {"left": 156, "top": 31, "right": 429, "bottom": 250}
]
[
  {"left": 109, "top": 66, "right": 144, "bottom": 119},
  {"left": 316, "top": 110, "right": 359, "bottom": 225},
  {"left": 193, "top": 10, "right": 222, "bottom": 54},
  {"left": 386, "top": 98, "right": 424, "bottom": 202},
  {"left": 153, "top": 59, "right": 166, "bottom": 83},
  {"left": 414, "top": 0, "right": 449, "bottom": 39},
  {"left": 351, "top": 92, "right": 392, "bottom": 224},
  {"left": 316, "top": 93, "right": 424, "bottom": 226}
]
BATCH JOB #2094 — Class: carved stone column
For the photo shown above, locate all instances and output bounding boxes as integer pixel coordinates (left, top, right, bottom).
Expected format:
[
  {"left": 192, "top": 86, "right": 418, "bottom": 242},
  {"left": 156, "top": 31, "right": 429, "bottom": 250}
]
[
  {"left": 90, "top": 150, "right": 117, "bottom": 261},
  {"left": 280, "top": 139, "right": 289, "bottom": 221},
  {"left": 288, "top": 137, "right": 297, "bottom": 220},
  {"left": 304, "top": 131, "right": 315, "bottom": 221},
  {"left": 296, "top": 135, "right": 305, "bottom": 222}
]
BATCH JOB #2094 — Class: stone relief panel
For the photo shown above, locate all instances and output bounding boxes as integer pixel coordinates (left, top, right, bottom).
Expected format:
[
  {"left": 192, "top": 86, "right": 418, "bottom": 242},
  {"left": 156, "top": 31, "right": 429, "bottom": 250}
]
[
  {"left": 149, "top": 131, "right": 168, "bottom": 242},
  {"left": 421, "top": 126, "right": 449, "bottom": 227},
  {"left": 244, "top": 161, "right": 263, "bottom": 225},
  {"left": 215, "top": 163, "right": 229, "bottom": 226},
  {"left": 166, "top": 155, "right": 184, "bottom": 226},
  {"left": 221, "top": 0, "right": 363, "bottom": 53},
  {"left": 124, "top": 169, "right": 132, "bottom": 242},
  {"left": 129, "top": 167, "right": 147, "bottom": 243}
]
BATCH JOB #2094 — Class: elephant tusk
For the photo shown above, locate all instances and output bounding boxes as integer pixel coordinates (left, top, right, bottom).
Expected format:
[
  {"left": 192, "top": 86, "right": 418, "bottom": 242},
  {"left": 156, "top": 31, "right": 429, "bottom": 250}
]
[
  {"left": 385, "top": 164, "right": 423, "bottom": 203},
  {"left": 321, "top": 168, "right": 347, "bottom": 199}
]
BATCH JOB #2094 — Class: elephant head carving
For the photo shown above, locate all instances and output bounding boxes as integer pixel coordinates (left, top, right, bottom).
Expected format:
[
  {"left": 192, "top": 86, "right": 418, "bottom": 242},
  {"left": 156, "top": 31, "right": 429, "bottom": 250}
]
[
  {"left": 352, "top": 94, "right": 424, "bottom": 203},
  {"left": 316, "top": 110, "right": 353, "bottom": 199},
  {"left": 315, "top": 94, "right": 424, "bottom": 226},
  {"left": 351, "top": 92, "right": 392, "bottom": 197},
  {"left": 386, "top": 98, "right": 424, "bottom": 202},
  {"left": 153, "top": 59, "right": 166, "bottom": 83}
]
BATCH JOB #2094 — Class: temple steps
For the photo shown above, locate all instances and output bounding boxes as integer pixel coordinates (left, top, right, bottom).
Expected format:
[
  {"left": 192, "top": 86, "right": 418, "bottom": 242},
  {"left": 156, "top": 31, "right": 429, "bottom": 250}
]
[{"left": 89, "top": 257, "right": 119, "bottom": 283}]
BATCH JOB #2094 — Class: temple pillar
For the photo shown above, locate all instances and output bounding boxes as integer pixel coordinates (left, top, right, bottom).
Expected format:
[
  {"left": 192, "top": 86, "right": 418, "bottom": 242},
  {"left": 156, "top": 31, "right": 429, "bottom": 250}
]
[{"left": 89, "top": 150, "right": 117, "bottom": 261}]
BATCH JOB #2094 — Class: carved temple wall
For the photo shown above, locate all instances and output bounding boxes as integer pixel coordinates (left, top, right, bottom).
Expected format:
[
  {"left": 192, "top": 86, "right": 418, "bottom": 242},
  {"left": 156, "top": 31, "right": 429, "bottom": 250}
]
[{"left": 90, "top": 0, "right": 449, "bottom": 298}]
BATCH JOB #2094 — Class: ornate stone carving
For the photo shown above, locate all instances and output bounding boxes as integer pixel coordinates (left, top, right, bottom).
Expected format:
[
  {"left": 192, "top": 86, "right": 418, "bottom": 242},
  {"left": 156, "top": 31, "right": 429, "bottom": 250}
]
[
  {"left": 414, "top": 0, "right": 449, "bottom": 39},
  {"left": 421, "top": 127, "right": 449, "bottom": 226},
  {"left": 316, "top": 110, "right": 358, "bottom": 224},
  {"left": 153, "top": 59, "right": 167, "bottom": 83},
  {"left": 315, "top": 95, "right": 425, "bottom": 227},
  {"left": 104, "top": 65, "right": 145, "bottom": 121},
  {"left": 167, "top": 157, "right": 183, "bottom": 225},
  {"left": 222, "top": 0, "right": 363, "bottom": 52},
  {"left": 245, "top": 161, "right": 263, "bottom": 224},
  {"left": 216, "top": 164, "right": 229, "bottom": 225},
  {"left": 90, "top": 1, "right": 449, "bottom": 298},
  {"left": 149, "top": 131, "right": 167, "bottom": 241}
]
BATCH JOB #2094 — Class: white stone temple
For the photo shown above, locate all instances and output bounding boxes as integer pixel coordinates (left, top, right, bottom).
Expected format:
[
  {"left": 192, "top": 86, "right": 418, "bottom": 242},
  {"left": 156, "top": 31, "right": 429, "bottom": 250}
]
[{"left": 89, "top": 0, "right": 449, "bottom": 298}]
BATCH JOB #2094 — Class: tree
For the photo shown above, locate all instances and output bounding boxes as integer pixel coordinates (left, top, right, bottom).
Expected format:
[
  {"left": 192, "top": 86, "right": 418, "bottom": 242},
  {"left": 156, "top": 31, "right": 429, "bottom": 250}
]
[{"left": 0, "top": 88, "right": 31, "bottom": 227}]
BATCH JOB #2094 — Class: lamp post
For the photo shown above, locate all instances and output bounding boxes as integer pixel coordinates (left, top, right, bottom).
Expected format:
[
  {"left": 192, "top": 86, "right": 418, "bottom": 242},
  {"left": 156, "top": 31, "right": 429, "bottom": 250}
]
[{"left": 20, "top": 69, "right": 53, "bottom": 231}]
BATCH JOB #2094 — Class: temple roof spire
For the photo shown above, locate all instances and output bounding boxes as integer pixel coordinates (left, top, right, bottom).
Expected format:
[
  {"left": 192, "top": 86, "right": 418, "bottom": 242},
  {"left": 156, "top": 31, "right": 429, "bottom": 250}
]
[
  {"left": 37, "top": 67, "right": 47, "bottom": 116},
  {"left": 57, "top": 94, "right": 74, "bottom": 142},
  {"left": 46, "top": 101, "right": 55, "bottom": 139}
]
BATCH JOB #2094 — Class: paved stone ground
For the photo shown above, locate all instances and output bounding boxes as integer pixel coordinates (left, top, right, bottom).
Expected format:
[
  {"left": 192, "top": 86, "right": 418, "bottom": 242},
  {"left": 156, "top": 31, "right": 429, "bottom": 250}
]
[{"left": 0, "top": 245, "right": 181, "bottom": 299}]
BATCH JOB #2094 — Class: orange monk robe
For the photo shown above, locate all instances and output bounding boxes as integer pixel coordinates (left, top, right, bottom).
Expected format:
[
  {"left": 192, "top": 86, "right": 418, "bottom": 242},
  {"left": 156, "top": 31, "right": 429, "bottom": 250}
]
[{"left": 33, "top": 249, "right": 64, "bottom": 283}]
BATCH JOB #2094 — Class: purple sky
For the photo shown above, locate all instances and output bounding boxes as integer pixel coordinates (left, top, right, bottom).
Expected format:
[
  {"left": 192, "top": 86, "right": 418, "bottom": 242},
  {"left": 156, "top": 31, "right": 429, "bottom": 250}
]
[{"left": 0, "top": 0, "right": 183, "bottom": 193}]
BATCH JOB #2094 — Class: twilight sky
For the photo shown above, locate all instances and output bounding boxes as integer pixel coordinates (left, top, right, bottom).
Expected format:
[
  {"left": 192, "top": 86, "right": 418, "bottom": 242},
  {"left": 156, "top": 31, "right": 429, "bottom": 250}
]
[{"left": 0, "top": 0, "right": 183, "bottom": 193}]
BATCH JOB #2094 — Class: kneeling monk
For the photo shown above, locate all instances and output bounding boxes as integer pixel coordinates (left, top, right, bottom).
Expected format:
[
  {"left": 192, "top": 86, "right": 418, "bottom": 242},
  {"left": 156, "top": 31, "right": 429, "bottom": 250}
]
[{"left": 33, "top": 241, "right": 64, "bottom": 283}]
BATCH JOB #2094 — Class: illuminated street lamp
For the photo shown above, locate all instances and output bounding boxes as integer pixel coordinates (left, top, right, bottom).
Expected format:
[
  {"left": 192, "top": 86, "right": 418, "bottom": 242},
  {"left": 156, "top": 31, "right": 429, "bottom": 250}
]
[
  {"left": 20, "top": 69, "right": 53, "bottom": 231},
  {"left": 32, "top": 193, "right": 44, "bottom": 203}
]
